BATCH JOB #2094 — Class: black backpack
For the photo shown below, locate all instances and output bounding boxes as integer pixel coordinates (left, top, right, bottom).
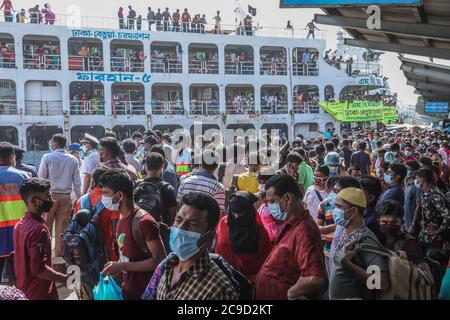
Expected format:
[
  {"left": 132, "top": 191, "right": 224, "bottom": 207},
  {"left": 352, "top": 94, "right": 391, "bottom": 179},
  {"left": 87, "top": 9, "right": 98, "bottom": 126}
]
[
  {"left": 133, "top": 180, "right": 166, "bottom": 224},
  {"left": 63, "top": 195, "right": 108, "bottom": 287}
]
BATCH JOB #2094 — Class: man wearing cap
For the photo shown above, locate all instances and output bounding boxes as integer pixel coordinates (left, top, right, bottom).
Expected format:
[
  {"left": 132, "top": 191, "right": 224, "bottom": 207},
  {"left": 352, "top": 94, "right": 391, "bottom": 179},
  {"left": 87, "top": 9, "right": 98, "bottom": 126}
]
[
  {"left": 14, "top": 145, "right": 38, "bottom": 177},
  {"left": 329, "top": 187, "right": 390, "bottom": 300},
  {"left": 80, "top": 134, "right": 100, "bottom": 195},
  {"left": 68, "top": 143, "right": 82, "bottom": 167}
]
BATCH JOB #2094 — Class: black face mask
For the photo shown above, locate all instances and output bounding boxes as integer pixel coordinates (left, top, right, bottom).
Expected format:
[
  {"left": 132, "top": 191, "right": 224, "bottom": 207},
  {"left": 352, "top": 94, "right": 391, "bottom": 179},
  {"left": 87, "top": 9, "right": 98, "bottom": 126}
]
[{"left": 36, "top": 198, "right": 53, "bottom": 213}]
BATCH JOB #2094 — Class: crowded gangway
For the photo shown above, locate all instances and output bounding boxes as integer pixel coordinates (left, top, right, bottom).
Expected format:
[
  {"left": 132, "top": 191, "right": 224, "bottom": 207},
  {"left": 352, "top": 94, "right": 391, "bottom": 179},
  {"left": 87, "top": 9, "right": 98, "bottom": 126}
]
[{"left": 0, "top": 123, "right": 449, "bottom": 300}]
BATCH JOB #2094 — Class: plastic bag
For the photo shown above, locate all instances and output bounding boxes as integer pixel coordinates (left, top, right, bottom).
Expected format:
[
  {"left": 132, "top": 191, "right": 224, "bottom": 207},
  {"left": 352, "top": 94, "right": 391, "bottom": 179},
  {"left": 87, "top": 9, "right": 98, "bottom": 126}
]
[{"left": 92, "top": 274, "right": 123, "bottom": 300}]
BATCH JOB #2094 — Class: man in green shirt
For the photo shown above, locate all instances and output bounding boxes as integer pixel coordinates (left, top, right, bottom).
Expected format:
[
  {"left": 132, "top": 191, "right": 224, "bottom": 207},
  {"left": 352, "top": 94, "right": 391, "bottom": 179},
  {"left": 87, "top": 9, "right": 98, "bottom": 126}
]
[{"left": 297, "top": 151, "right": 314, "bottom": 197}]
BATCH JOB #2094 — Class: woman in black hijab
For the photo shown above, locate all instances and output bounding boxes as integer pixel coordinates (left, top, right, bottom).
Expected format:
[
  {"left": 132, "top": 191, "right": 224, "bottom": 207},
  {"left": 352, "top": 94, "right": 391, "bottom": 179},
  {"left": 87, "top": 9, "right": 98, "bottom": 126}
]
[{"left": 215, "top": 191, "right": 272, "bottom": 283}]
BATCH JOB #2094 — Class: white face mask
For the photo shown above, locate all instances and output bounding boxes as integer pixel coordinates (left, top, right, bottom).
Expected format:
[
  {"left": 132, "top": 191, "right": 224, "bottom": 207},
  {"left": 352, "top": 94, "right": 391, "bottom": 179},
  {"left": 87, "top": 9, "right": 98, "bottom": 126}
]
[{"left": 101, "top": 195, "right": 120, "bottom": 211}]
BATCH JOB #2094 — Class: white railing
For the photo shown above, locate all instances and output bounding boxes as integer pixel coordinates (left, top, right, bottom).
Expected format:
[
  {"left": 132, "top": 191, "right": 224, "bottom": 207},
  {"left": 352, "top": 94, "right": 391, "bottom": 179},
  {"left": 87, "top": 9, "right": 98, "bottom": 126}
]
[
  {"left": 260, "top": 61, "right": 287, "bottom": 76},
  {"left": 70, "top": 100, "right": 105, "bottom": 115},
  {"left": 0, "top": 56, "right": 16, "bottom": 68},
  {"left": 351, "top": 62, "right": 383, "bottom": 77},
  {"left": 68, "top": 55, "right": 104, "bottom": 71},
  {"left": 189, "top": 101, "right": 220, "bottom": 116},
  {"left": 113, "top": 101, "right": 145, "bottom": 115},
  {"left": 293, "top": 101, "right": 320, "bottom": 114},
  {"left": 0, "top": 13, "right": 326, "bottom": 40},
  {"left": 23, "top": 53, "right": 61, "bottom": 70},
  {"left": 226, "top": 101, "right": 255, "bottom": 115},
  {"left": 110, "top": 57, "right": 145, "bottom": 72},
  {"left": 261, "top": 101, "right": 288, "bottom": 114},
  {"left": 188, "top": 59, "right": 219, "bottom": 74},
  {"left": 25, "top": 100, "right": 63, "bottom": 115},
  {"left": 292, "top": 63, "right": 319, "bottom": 76},
  {"left": 0, "top": 99, "right": 17, "bottom": 114},
  {"left": 224, "top": 61, "right": 254, "bottom": 75},
  {"left": 150, "top": 59, "right": 182, "bottom": 73},
  {"left": 151, "top": 100, "right": 184, "bottom": 115}
]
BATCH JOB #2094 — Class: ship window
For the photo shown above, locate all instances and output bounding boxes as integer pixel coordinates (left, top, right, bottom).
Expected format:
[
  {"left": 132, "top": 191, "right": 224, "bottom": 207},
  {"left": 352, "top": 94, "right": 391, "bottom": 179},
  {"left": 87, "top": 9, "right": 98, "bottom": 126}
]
[
  {"left": 71, "top": 126, "right": 105, "bottom": 144},
  {"left": 0, "top": 126, "right": 18, "bottom": 145},
  {"left": 43, "top": 81, "right": 58, "bottom": 87},
  {"left": 113, "top": 125, "right": 145, "bottom": 141},
  {"left": 26, "top": 126, "right": 63, "bottom": 151},
  {"left": 152, "top": 125, "right": 183, "bottom": 134},
  {"left": 309, "top": 123, "right": 319, "bottom": 132}
]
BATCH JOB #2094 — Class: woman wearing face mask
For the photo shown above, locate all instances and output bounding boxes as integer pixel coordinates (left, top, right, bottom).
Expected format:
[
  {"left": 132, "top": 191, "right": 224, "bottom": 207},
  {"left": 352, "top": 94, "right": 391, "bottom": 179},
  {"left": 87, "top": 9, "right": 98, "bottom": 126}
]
[{"left": 215, "top": 192, "right": 272, "bottom": 284}]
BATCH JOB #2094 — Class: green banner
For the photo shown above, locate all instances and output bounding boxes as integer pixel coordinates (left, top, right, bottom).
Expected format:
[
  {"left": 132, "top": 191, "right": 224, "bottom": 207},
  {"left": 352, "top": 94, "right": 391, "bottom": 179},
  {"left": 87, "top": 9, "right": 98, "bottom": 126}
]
[{"left": 319, "top": 100, "right": 397, "bottom": 123}]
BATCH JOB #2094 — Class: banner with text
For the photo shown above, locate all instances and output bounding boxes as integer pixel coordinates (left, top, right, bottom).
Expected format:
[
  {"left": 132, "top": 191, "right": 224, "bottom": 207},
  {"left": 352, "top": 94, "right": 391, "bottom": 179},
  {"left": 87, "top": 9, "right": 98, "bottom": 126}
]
[{"left": 319, "top": 100, "right": 397, "bottom": 123}]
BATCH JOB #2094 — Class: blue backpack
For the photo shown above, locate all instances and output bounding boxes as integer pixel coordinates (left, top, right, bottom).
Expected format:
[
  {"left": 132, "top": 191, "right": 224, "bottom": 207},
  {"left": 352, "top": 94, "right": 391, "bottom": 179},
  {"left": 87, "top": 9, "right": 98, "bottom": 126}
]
[{"left": 63, "top": 195, "right": 108, "bottom": 287}]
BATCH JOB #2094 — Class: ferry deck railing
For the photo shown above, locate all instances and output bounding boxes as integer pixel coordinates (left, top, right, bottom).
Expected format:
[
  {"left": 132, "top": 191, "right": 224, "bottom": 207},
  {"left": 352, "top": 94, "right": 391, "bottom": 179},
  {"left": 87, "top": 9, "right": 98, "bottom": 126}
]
[
  {"left": 224, "top": 61, "right": 254, "bottom": 75},
  {"left": 189, "top": 101, "right": 220, "bottom": 116},
  {"left": 293, "top": 101, "right": 320, "bottom": 114},
  {"left": 0, "top": 13, "right": 327, "bottom": 40},
  {"left": 261, "top": 101, "right": 288, "bottom": 114},
  {"left": 226, "top": 101, "right": 255, "bottom": 115},
  {"left": 113, "top": 101, "right": 145, "bottom": 115},
  {"left": 292, "top": 63, "right": 319, "bottom": 76},
  {"left": 0, "top": 99, "right": 17, "bottom": 114},
  {"left": 110, "top": 57, "right": 145, "bottom": 72},
  {"left": 188, "top": 59, "right": 219, "bottom": 74},
  {"left": 151, "top": 100, "right": 185, "bottom": 115},
  {"left": 23, "top": 53, "right": 61, "bottom": 70},
  {"left": 260, "top": 61, "right": 288, "bottom": 76},
  {"left": 68, "top": 55, "right": 104, "bottom": 71},
  {"left": 0, "top": 57, "right": 16, "bottom": 69},
  {"left": 151, "top": 58, "right": 182, "bottom": 73},
  {"left": 25, "top": 100, "right": 63, "bottom": 115},
  {"left": 70, "top": 100, "right": 105, "bottom": 115}
]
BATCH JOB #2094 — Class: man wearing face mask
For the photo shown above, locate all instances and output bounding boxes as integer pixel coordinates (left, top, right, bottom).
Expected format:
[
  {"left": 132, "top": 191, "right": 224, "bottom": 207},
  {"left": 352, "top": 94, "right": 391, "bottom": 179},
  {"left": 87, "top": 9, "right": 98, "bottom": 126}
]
[
  {"left": 376, "top": 163, "right": 407, "bottom": 212},
  {"left": 0, "top": 142, "right": 30, "bottom": 285},
  {"left": 100, "top": 170, "right": 166, "bottom": 300},
  {"left": 155, "top": 192, "right": 238, "bottom": 300},
  {"left": 329, "top": 187, "right": 390, "bottom": 300},
  {"left": 255, "top": 175, "right": 327, "bottom": 300},
  {"left": 403, "top": 144, "right": 418, "bottom": 163},
  {"left": 303, "top": 165, "right": 330, "bottom": 222},
  {"left": 14, "top": 178, "right": 68, "bottom": 300},
  {"left": 80, "top": 134, "right": 100, "bottom": 196},
  {"left": 98, "top": 137, "right": 137, "bottom": 181},
  {"left": 376, "top": 200, "right": 430, "bottom": 274}
]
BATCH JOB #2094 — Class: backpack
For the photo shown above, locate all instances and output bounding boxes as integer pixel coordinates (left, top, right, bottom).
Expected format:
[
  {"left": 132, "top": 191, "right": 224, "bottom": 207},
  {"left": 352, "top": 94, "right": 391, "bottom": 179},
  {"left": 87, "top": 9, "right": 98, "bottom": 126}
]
[
  {"left": 134, "top": 180, "right": 165, "bottom": 224},
  {"left": 356, "top": 244, "right": 434, "bottom": 300},
  {"left": 63, "top": 195, "right": 108, "bottom": 287},
  {"left": 131, "top": 209, "right": 171, "bottom": 257}
]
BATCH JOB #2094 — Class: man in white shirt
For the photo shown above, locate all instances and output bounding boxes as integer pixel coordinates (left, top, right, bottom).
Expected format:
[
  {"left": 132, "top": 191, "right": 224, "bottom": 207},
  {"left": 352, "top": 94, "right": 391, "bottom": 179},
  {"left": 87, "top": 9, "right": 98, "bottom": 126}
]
[
  {"left": 80, "top": 133, "right": 100, "bottom": 195},
  {"left": 303, "top": 165, "right": 330, "bottom": 221},
  {"left": 38, "top": 134, "right": 82, "bottom": 262}
]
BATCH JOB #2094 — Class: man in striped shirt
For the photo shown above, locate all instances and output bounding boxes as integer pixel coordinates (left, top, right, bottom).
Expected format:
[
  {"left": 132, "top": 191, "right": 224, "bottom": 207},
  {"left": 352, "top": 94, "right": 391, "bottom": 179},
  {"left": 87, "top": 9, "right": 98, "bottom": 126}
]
[{"left": 177, "top": 150, "right": 225, "bottom": 214}]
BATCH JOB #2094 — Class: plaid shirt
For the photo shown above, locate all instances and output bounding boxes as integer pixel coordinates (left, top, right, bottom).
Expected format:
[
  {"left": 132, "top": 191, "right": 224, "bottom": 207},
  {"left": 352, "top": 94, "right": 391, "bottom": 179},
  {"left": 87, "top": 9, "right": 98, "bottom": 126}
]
[
  {"left": 156, "top": 252, "right": 238, "bottom": 300},
  {"left": 103, "top": 159, "right": 137, "bottom": 180}
]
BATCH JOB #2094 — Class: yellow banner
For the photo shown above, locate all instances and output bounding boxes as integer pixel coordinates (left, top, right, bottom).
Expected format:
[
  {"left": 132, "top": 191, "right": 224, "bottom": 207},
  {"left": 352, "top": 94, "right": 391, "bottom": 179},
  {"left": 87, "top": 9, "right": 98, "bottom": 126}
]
[{"left": 319, "top": 100, "right": 397, "bottom": 123}]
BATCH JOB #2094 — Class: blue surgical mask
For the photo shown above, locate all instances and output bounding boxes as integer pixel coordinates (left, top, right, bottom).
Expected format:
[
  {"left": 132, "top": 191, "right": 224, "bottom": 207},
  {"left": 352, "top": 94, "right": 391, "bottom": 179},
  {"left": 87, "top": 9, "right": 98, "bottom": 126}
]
[
  {"left": 332, "top": 207, "right": 350, "bottom": 227},
  {"left": 268, "top": 202, "right": 287, "bottom": 221},
  {"left": 327, "top": 192, "right": 337, "bottom": 203},
  {"left": 404, "top": 151, "right": 412, "bottom": 157},
  {"left": 384, "top": 174, "right": 392, "bottom": 184},
  {"left": 169, "top": 227, "right": 206, "bottom": 261}
]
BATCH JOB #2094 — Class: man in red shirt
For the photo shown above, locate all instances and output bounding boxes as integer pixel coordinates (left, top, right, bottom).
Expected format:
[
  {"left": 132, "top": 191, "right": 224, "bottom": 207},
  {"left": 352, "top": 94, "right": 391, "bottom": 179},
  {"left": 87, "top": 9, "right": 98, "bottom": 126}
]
[
  {"left": 100, "top": 170, "right": 166, "bottom": 300},
  {"left": 0, "top": 0, "right": 14, "bottom": 22},
  {"left": 255, "top": 175, "right": 327, "bottom": 300},
  {"left": 14, "top": 178, "right": 67, "bottom": 300},
  {"left": 181, "top": 8, "right": 191, "bottom": 33}
]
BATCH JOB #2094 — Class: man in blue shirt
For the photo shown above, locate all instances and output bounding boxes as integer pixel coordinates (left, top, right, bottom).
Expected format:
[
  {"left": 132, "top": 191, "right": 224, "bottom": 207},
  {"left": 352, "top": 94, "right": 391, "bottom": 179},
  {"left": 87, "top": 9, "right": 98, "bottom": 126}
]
[
  {"left": 14, "top": 146, "right": 38, "bottom": 177},
  {"left": 376, "top": 163, "right": 407, "bottom": 213}
]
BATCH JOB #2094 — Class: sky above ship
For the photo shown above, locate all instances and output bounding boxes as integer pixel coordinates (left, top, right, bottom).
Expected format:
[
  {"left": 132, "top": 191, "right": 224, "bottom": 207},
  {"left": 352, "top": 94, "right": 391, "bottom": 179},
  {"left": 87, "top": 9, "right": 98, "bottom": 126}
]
[{"left": 9, "top": 0, "right": 441, "bottom": 106}]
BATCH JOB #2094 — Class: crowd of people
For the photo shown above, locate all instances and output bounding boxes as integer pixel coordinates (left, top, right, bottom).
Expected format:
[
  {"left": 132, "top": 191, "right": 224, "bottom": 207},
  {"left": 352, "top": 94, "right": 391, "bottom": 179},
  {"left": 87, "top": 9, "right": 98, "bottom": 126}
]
[
  {"left": 0, "top": 42, "right": 15, "bottom": 68},
  {"left": 69, "top": 43, "right": 103, "bottom": 72},
  {"left": 1, "top": 1, "right": 55, "bottom": 24},
  {"left": 23, "top": 44, "right": 61, "bottom": 70},
  {"left": 150, "top": 48, "right": 182, "bottom": 73},
  {"left": 260, "top": 52, "right": 287, "bottom": 75},
  {"left": 1, "top": 124, "right": 449, "bottom": 300},
  {"left": 111, "top": 48, "right": 146, "bottom": 73},
  {"left": 338, "top": 92, "right": 398, "bottom": 107},
  {"left": 118, "top": 6, "right": 222, "bottom": 35}
]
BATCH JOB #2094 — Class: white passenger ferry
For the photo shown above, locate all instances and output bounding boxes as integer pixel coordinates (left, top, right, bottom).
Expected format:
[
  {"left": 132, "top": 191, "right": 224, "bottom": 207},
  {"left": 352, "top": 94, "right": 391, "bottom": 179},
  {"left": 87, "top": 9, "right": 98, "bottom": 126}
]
[{"left": 0, "top": 17, "right": 392, "bottom": 164}]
